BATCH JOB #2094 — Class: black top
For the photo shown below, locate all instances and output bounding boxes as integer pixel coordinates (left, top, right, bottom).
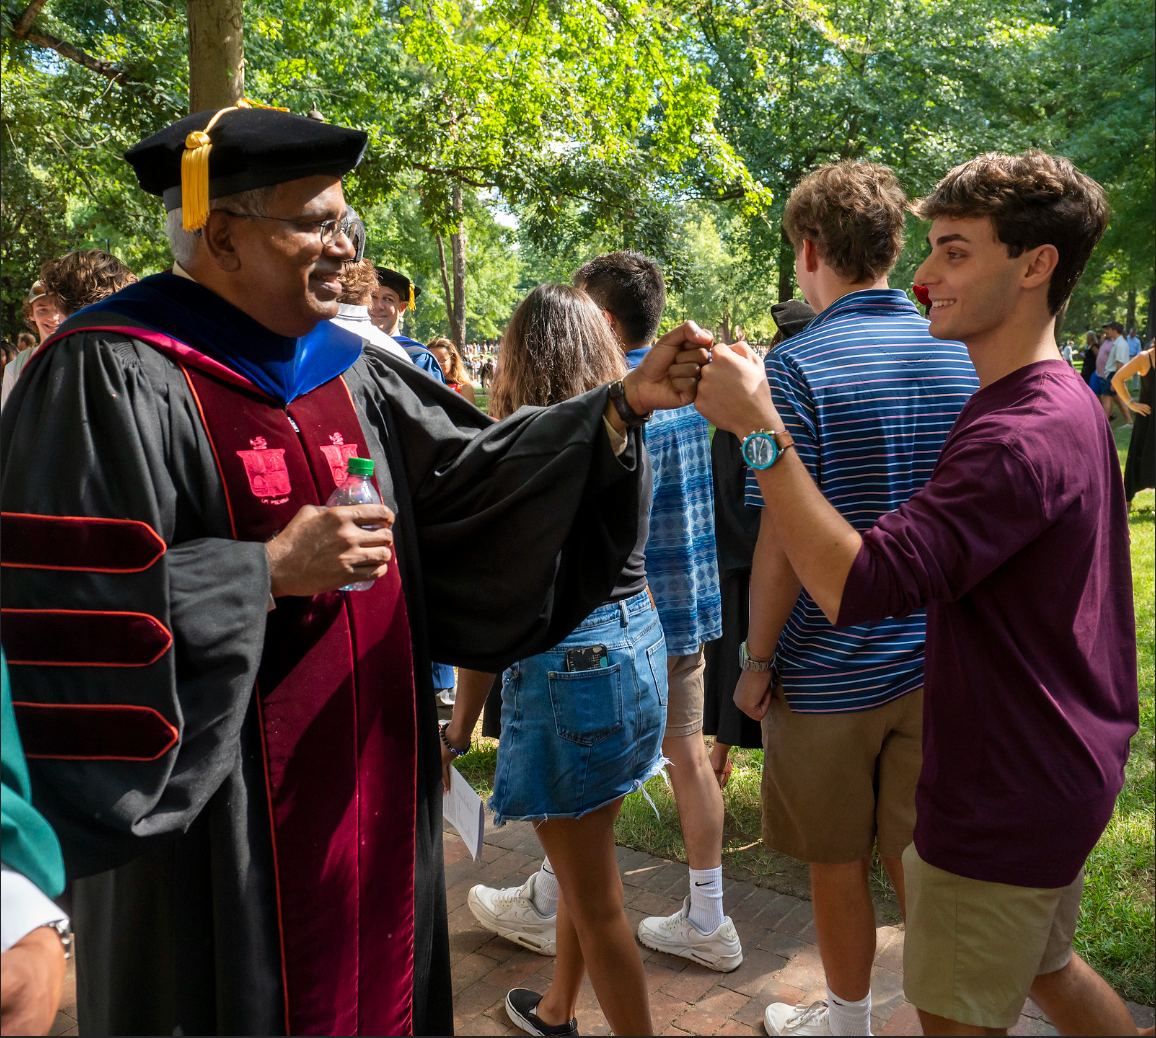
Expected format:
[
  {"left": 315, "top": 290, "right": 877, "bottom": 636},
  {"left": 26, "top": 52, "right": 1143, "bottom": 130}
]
[{"left": 609, "top": 466, "right": 653, "bottom": 601}]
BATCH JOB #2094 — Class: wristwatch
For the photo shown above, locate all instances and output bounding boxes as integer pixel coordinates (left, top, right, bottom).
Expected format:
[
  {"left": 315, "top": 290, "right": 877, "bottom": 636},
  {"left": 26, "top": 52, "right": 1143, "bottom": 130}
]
[
  {"left": 45, "top": 918, "right": 72, "bottom": 960},
  {"left": 739, "top": 641, "right": 774, "bottom": 673},
  {"left": 608, "top": 379, "right": 653, "bottom": 427},
  {"left": 741, "top": 428, "right": 795, "bottom": 470}
]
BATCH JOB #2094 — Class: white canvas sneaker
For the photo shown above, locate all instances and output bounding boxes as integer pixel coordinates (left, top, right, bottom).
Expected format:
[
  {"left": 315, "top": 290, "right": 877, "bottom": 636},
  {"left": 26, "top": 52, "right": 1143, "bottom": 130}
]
[
  {"left": 467, "top": 873, "right": 557, "bottom": 956},
  {"left": 636, "top": 895, "right": 743, "bottom": 971},
  {"left": 763, "top": 1000, "right": 834, "bottom": 1036}
]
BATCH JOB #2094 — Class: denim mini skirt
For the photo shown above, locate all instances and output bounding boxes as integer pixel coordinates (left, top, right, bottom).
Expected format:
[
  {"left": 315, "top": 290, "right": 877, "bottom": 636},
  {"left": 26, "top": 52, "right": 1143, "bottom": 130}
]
[{"left": 489, "top": 589, "right": 668, "bottom": 825}]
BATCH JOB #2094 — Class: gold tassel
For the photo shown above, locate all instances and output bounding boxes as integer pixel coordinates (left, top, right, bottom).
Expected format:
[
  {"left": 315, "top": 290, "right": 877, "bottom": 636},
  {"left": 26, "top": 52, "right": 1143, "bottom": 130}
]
[
  {"left": 180, "top": 106, "right": 237, "bottom": 231},
  {"left": 408, "top": 282, "right": 416, "bottom": 309},
  {"left": 179, "top": 100, "right": 287, "bottom": 231},
  {"left": 240, "top": 97, "right": 290, "bottom": 112}
]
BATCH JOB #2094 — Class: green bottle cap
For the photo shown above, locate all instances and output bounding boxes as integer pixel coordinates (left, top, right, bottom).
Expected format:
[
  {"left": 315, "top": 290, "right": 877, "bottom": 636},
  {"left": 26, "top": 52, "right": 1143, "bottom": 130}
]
[{"left": 346, "top": 456, "right": 374, "bottom": 477}]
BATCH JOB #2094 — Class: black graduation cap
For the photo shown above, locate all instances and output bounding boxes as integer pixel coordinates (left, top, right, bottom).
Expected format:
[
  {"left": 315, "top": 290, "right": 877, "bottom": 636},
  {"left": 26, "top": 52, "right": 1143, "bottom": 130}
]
[
  {"left": 771, "top": 299, "right": 816, "bottom": 339},
  {"left": 374, "top": 267, "right": 421, "bottom": 309},
  {"left": 125, "top": 104, "right": 368, "bottom": 230}
]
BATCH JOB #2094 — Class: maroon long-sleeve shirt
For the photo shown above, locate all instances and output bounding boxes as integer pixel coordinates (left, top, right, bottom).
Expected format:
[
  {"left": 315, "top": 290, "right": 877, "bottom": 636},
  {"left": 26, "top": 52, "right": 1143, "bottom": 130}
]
[{"left": 838, "top": 359, "right": 1138, "bottom": 888}]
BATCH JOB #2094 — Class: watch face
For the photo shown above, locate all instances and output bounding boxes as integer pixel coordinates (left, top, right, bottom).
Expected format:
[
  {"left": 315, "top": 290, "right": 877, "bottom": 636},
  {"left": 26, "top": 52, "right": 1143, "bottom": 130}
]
[{"left": 743, "top": 432, "right": 779, "bottom": 469}]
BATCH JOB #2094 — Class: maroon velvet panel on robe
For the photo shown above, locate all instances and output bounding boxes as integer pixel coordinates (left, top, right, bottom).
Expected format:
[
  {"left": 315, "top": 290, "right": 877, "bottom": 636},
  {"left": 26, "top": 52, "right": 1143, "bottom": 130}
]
[
  {"left": 12, "top": 702, "right": 179, "bottom": 761},
  {"left": 0, "top": 512, "right": 166, "bottom": 573},
  {"left": 174, "top": 358, "right": 418, "bottom": 1037},
  {"left": 1, "top": 609, "right": 173, "bottom": 667}
]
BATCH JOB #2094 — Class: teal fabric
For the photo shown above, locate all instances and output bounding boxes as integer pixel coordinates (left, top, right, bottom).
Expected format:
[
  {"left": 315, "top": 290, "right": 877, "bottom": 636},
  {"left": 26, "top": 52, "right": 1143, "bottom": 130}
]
[{"left": 1, "top": 652, "right": 65, "bottom": 897}]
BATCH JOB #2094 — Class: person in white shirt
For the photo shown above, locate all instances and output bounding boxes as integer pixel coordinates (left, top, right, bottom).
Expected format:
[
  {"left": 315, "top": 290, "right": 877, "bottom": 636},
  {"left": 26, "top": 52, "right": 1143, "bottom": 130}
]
[
  {"left": 1, "top": 284, "right": 63, "bottom": 410},
  {"left": 2, "top": 654, "right": 70, "bottom": 1036},
  {"left": 331, "top": 257, "right": 410, "bottom": 360},
  {"left": 1102, "top": 321, "right": 1134, "bottom": 425}
]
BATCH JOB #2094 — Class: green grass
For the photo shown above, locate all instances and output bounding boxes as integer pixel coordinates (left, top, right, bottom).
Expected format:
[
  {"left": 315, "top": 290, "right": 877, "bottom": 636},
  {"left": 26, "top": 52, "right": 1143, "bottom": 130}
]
[
  {"left": 454, "top": 420, "right": 1155, "bottom": 1002},
  {"left": 1074, "top": 425, "right": 1155, "bottom": 1004}
]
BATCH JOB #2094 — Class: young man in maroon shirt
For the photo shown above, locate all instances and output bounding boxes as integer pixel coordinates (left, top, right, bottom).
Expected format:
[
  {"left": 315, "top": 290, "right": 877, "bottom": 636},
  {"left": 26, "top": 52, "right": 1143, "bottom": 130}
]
[{"left": 694, "top": 151, "right": 1144, "bottom": 1036}]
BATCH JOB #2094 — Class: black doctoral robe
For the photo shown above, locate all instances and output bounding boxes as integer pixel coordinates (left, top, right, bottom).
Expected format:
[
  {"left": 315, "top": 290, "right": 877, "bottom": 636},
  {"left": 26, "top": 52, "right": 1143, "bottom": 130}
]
[{"left": 0, "top": 321, "right": 646, "bottom": 1036}]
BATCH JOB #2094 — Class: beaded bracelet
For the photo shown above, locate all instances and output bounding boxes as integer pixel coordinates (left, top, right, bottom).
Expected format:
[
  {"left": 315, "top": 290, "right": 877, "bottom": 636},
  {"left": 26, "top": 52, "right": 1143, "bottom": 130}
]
[{"left": 439, "top": 722, "right": 468, "bottom": 758}]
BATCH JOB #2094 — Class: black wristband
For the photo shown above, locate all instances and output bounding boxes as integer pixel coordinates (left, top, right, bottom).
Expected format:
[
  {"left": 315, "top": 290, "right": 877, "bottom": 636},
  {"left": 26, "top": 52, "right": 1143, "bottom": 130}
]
[{"left": 608, "top": 379, "right": 652, "bottom": 427}]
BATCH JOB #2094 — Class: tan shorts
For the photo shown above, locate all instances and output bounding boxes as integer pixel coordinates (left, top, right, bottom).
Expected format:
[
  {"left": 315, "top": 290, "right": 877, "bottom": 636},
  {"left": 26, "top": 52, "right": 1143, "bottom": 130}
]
[
  {"left": 902, "top": 843, "right": 1083, "bottom": 1029},
  {"left": 760, "top": 687, "right": 922, "bottom": 863},
  {"left": 665, "top": 647, "right": 706, "bottom": 737}
]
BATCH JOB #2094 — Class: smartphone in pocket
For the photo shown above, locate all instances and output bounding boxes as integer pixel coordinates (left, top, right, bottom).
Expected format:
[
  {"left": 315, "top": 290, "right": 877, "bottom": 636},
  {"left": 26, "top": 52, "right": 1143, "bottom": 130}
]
[{"left": 564, "top": 645, "right": 609, "bottom": 672}]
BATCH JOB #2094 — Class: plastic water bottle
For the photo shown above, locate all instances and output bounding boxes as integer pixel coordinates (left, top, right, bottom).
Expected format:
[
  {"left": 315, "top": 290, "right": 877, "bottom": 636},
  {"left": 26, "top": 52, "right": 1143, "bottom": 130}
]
[{"left": 325, "top": 456, "right": 382, "bottom": 592}]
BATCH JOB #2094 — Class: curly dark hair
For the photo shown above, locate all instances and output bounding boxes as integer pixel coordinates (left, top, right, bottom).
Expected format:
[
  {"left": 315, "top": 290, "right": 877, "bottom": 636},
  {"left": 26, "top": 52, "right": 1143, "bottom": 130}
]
[
  {"left": 40, "top": 249, "right": 138, "bottom": 316},
  {"left": 914, "top": 152, "right": 1108, "bottom": 315},
  {"left": 783, "top": 161, "right": 908, "bottom": 283},
  {"left": 338, "top": 257, "right": 379, "bottom": 307},
  {"left": 21, "top": 296, "right": 39, "bottom": 332}
]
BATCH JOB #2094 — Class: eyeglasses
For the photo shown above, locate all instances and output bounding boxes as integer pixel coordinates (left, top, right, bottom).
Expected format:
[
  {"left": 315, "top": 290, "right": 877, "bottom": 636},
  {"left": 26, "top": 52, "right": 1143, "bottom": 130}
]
[{"left": 217, "top": 209, "right": 366, "bottom": 261}]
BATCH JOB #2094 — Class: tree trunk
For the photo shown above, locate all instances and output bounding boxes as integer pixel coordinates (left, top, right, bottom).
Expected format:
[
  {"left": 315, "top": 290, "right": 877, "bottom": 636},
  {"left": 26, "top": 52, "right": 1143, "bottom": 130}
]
[
  {"left": 1148, "top": 284, "right": 1155, "bottom": 340},
  {"left": 450, "top": 185, "right": 467, "bottom": 349},
  {"left": 187, "top": 0, "right": 244, "bottom": 113},
  {"left": 436, "top": 235, "right": 454, "bottom": 336},
  {"left": 1126, "top": 287, "right": 1137, "bottom": 332},
  {"left": 777, "top": 226, "right": 795, "bottom": 303}
]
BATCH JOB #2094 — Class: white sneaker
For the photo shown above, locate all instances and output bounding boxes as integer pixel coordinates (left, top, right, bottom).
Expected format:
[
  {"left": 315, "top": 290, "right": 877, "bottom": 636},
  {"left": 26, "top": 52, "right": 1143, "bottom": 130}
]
[
  {"left": 764, "top": 1000, "right": 833, "bottom": 1036},
  {"left": 636, "top": 895, "right": 743, "bottom": 971},
  {"left": 467, "top": 873, "right": 557, "bottom": 956}
]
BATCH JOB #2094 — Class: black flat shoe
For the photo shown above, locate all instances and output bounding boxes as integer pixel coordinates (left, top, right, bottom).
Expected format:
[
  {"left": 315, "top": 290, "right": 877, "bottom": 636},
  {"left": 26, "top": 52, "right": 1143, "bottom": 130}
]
[{"left": 505, "top": 988, "right": 580, "bottom": 1036}]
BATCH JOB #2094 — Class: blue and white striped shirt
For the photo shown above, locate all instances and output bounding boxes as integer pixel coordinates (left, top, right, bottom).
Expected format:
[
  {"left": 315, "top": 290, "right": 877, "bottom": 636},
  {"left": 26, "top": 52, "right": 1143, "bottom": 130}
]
[
  {"left": 745, "top": 290, "right": 977, "bottom": 712},
  {"left": 627, "top": 349, "right": 723, "bottom": 655}
]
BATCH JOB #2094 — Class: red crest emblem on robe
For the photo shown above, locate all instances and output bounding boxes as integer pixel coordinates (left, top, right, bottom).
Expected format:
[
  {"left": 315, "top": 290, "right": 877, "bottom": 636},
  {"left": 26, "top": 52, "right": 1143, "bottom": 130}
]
[
  {"left": 236, "top": 437, "right": 292, "bottom": 503},
  {"left": 319, "top": 431, "right": 360, "bottom": 487}
]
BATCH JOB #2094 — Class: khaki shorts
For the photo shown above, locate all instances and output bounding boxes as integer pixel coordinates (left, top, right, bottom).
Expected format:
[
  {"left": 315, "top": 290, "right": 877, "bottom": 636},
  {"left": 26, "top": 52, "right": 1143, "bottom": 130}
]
[
  {"left": 760, "top": 687, "right": 922, "bottom": 863},
  {"left": 902, "top": 843, "right": 1083, "bottom": 1029},
  {"left": 665, "top": 647, "right": 706, "bottom": 737}
]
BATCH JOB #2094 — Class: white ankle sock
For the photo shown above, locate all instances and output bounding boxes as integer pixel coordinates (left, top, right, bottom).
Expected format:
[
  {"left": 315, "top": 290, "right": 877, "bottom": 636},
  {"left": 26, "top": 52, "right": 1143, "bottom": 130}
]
[
  {"left": 532, "top": 857, "right": 559, "bottom": 916},
  {"left": 687, "top": 866, "right": 724, "bottom": 934},
  {"left": 827, "top": 986, "right": 871, "bottom": 1036}
]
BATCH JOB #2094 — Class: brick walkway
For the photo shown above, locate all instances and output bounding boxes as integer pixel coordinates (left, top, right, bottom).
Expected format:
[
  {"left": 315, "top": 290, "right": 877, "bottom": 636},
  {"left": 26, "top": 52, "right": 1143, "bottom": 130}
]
[
  {"left": 447, "top": 817, "right": 1155, "bottom": 1037},
  {"left": 46, "top": 819, "right": 1153, "bottom": 1036}
]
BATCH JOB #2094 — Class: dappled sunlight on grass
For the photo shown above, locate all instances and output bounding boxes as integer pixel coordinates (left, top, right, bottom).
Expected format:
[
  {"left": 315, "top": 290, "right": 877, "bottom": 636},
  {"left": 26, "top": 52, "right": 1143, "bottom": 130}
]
[
  {"left": 453, "top": 436, "right": 1154, "bottom": 1000},
  {"left": 1075, "top": 482, "right": 1155, "bottom": 1003}
]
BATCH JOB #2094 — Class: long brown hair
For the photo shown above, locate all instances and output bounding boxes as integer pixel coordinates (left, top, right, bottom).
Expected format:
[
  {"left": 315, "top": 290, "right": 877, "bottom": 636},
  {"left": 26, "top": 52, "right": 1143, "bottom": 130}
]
[
  {"left": 427, "top": 336, "right": 470, "bottom": 385},
  {"left": 490, "top": 284, "right": 626, "bottom": 420}
]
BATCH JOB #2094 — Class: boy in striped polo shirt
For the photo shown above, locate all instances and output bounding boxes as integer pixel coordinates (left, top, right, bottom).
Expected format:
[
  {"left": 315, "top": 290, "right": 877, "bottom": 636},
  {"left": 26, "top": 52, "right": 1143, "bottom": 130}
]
[{"left": 736, "top": 162, "right": 977, "bottom": 1036}]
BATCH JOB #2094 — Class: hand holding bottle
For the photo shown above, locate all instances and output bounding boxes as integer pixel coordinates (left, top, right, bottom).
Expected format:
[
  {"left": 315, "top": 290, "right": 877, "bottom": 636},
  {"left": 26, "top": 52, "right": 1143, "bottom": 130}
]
[{"left": 266, "top": 459, "right": 393, "bottom": 597}]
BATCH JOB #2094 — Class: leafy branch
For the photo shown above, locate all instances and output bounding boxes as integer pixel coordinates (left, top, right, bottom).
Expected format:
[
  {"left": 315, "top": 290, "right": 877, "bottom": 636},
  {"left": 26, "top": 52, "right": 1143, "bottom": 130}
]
[{"left": 6, "top": 0, "right": 138, "bottom": 84}]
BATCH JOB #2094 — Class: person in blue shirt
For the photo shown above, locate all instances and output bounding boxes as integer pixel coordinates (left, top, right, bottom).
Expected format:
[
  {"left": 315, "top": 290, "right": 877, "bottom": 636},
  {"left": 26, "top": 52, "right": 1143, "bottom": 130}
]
[
  {"left": 737, "top": 162, "right": 977, "bottom": 1038},
  {"left": 370, "top": 267, "right": 447, "bottom": 383}
]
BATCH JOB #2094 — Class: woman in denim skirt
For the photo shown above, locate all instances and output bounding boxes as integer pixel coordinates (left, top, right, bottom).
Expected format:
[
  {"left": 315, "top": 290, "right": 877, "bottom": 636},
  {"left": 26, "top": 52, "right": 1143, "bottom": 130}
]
[
  {"left": 442, "top": 284, "right": 667, "bottom": 1036},
  {"left": 491, "top": 595, "right": 666, "bottom": 825}
]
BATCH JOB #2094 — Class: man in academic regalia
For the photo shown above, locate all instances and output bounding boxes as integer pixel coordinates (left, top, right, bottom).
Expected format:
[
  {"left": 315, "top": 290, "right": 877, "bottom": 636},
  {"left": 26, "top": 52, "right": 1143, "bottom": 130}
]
[
  {"left": 0, "top": 106, "right": 711, "bottom": 1037},
  {"left": 371, "top": 266, "right": 446, "bottom": 380}
]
